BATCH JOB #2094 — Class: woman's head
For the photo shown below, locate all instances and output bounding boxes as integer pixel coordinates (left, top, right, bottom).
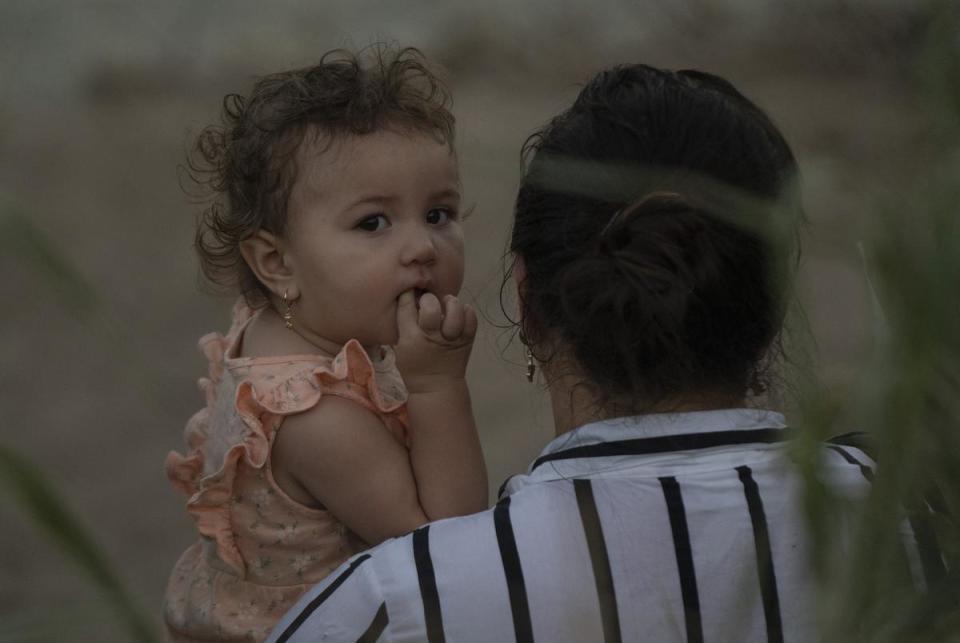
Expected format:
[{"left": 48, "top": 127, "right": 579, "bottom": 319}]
[
  {"left": 191, "top": 45, "right": 456, "bottom": 309},
  {"left": 510, "top": 64, "right": 802, "bottom": 412}
]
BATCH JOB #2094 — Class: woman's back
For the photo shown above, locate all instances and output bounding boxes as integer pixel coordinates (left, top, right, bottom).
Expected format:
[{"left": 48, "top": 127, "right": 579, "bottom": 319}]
[{"left": 269, "top": 410, "right": 873, "bottom": 642}]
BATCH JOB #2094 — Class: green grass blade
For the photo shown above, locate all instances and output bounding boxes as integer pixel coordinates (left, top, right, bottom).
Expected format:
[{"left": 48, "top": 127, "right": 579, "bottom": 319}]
[
  {"left": 0, "top": 206, "right": 100, "bottom": 317},
  {"left": 0, "top": 446, "right": 158, "bottom": 643}
]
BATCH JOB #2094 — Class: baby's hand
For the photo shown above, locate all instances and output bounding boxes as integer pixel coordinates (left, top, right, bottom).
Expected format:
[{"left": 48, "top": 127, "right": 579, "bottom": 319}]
[{"left": 394, "top": 290, "right": 477, "bottom": 395}]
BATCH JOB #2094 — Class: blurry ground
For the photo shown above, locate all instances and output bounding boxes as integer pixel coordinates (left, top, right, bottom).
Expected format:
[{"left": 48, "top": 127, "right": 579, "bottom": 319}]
[{"left": 0, "top": 1, "right": 946, "bottom": 640}]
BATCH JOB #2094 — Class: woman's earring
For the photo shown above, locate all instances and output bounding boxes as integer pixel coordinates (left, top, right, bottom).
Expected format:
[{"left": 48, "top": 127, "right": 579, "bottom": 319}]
[
  {"left": 519, "top": 331, "right": 536, "bottom": 382},
  {"left": 748, "top": 369, "right": 767, "bottom": 396},
  {"left": 282, "top": 289, "right": 295, "bottom": 330}
]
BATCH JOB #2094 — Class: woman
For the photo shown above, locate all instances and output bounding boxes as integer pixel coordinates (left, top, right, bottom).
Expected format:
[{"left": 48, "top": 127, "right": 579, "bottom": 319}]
[{"left": 267, "top": 63, "right": 872, "bottom": 643}]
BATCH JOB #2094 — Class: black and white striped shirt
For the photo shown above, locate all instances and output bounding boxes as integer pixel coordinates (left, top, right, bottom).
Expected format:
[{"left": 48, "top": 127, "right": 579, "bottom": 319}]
[{"left": 268, "top": 409, "right": 874, "bottom": 642}]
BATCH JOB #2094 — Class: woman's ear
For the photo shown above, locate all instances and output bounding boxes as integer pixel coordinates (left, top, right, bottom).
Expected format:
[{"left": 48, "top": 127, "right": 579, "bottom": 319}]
[
  {"left": 513, "top": 255, "right": 528, "bottom": 298},
  {"left": 239, "top": 230, "right": 298, "bottom": 300},
  {"left": 513, "top": 254, "right": 532, "bottom": 332}
]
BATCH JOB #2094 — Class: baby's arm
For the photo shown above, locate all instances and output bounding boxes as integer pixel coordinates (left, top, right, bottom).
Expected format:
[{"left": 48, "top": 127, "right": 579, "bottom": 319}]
[
  {"left": 270, "top": 291, "right": 485, "bottom": 545},
  {"left": 393, "top": 291, "right": 488, "bottom": 517},
  {"left": 272, "top": 395, "right": 430, "bottom": 543}
]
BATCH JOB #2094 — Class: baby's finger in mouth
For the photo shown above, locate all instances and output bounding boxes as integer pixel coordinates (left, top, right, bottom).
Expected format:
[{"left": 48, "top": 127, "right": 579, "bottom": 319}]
[{"left": 417, "top": 292, "right": 443, "bottom": 331}]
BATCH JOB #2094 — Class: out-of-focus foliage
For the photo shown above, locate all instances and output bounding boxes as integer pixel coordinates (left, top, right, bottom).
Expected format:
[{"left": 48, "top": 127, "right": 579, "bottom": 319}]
[
  {"left": 798, "top": 4, "right": 960, "bottom": 640},
  {"left": 0, "top": 207, "right": 100, "bottom": 318},
  {"left": 0, "top": 205, "right": 157, "bottom": 641},
  {"left": 0, "top": 445, "right": 158, "bottom": 642}
]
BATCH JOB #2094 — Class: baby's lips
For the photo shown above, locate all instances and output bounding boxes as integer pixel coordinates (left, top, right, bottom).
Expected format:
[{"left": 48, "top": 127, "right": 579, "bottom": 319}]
[
  {"left": 397, "top": 289, "right": 417, "bottom": 311},
  {"left": 399, "top": 286, "right": 432, "bottom": 308}
]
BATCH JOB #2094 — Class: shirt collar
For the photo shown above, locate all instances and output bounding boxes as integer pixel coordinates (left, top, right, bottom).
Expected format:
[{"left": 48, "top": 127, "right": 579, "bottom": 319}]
[{"left": 514, "top": 408, "right": 788, "bottom": 487}]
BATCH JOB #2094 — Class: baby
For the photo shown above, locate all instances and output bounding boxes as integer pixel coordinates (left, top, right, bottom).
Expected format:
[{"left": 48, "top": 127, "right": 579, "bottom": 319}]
[{"left": 163, "top": 46, "right": 487, "bottom": 642}]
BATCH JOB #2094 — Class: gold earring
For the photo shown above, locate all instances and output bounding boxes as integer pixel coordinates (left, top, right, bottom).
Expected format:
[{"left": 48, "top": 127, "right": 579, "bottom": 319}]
[
  {"left": 282, "top": 290, "right": 294, "bottom": 330},
  {"left": 519, "top": 331, "right": 536, "bottom": 382}
]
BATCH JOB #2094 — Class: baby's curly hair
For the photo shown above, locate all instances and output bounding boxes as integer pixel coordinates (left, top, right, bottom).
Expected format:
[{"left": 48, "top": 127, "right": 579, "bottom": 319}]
[{"left": 188, "top": 45, "right": 455, "bottom": 307}]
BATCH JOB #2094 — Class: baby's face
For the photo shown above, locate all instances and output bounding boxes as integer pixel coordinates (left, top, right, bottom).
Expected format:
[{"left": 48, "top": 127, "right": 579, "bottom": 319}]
[{"left": 283, "top": 127, "right": 464, "bottom": 347}]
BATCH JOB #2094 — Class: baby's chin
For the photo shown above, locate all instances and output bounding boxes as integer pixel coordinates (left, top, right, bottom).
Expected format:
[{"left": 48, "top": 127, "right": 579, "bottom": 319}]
[{"left": 352, "top": 329, "right": 399, "bottom": 352}]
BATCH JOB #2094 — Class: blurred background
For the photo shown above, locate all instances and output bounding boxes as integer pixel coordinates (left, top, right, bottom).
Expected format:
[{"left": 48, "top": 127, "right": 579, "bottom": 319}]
[{"left": 1, "top": 0, "right": 955, "bottom": 640}]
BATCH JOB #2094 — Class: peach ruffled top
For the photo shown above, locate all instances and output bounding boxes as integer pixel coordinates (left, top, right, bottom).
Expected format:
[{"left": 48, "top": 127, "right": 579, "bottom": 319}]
[{"left": 163, "top": 301, "right": 409, "bottom": 642}]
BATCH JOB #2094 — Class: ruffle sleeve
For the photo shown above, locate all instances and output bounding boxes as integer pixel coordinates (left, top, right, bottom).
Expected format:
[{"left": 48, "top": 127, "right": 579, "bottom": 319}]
[
  {"left": 165, "top": 335, "right": 408, "bottom": 576},
  {"left": 164, "top": 330, "right": 232, "bottom": 496},
  {"left": 253, "top": 339, "right": 407, "bottom": 416}
]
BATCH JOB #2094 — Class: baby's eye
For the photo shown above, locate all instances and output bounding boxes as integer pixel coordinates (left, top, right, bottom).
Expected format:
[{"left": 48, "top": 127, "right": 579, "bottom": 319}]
[
  {"left": 355, "top": 214, "right": 389, "bottom": 232},
  {"left": 426, "top": 208, "right": 454, "bottom": 225}
]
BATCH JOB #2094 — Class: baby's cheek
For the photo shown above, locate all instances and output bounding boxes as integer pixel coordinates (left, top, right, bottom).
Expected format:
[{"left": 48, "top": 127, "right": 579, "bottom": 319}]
[
  {"left": 441, "top": 239, "right": 466, "bottom": 295},
  {"left": 440, "top": 265, "right": 464, "bottom": 297}
]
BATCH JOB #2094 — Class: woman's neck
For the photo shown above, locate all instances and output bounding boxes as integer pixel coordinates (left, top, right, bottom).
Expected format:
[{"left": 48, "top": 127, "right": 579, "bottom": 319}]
[{"left": 546, "top": 368, "right": 745, "bottom": 438}]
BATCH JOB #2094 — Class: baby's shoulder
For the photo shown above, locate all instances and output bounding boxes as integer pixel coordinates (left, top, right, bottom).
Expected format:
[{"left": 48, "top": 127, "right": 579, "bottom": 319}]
[
  {"left": 222, "top": 340, "right": 405, "bottom": 428},
  {"left": 278, "top": 393, "right": 384, "bottom": 438}
]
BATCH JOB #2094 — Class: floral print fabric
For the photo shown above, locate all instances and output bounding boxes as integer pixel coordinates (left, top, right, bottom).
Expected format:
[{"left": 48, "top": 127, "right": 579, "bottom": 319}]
[{"left": 163, "top": 301, "right": 409, "bottom": 642}]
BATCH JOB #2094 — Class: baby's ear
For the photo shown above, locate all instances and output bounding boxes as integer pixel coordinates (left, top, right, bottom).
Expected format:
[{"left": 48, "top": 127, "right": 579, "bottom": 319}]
[{"left": 239, "top": 230, "right": 298, "bottom": 299}]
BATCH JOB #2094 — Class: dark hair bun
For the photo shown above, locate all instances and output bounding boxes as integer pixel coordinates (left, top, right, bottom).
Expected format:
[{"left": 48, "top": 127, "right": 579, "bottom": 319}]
[
  {"left": 556, "top": 193, "right": 721, "bottom": 401},
  {"left": 510, "top": 64, "right": 800, "bottom": 409}
]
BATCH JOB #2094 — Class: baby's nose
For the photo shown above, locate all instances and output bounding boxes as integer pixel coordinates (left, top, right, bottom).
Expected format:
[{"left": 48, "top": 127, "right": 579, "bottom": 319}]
[{"left": 401, "top": 227, "right": 437, "bottom": 265}]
